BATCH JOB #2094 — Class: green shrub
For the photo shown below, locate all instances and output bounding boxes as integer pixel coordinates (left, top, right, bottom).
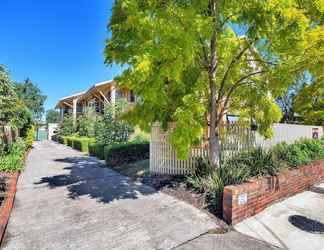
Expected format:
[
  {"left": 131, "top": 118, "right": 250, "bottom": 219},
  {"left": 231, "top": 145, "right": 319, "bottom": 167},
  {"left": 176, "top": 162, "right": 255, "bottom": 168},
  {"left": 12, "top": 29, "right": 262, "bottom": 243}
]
[
  {"left": 105, "top": 142, "right": 149, "bottom": 166},
  {"left": 72, "top": 137, "right": 95, "bottom": 152},
  {"left": 0, "top": 139, "right": 26, "bottom": 172},
  {"left": 25, "top": 125, "right": 35, "bottom": 149},
  {"left": 89, "top": 143, "right": 105, "bottom": 160},
  {"left": 94, "top": 101, "right": 133, "bottom": 145},
  {"left": 187, "top": 158, "right": 250, "bottom": 213},
  {"left": 271, "top": 138, "right": 324, "bottom": 168},
  {"left": 186, "top": 138, "right": 324, "bottom": 213},
  {"left": 77, "top": 108, "right": 97, "bottom": 137},
  {"left": 57, "top": 136, "right": 68, "bottom": 145},
  {"left": 66, "top": 137, "right": 74, "bottom": 147},
  {"left": 57, "top": 115, "right": 74, "bottom": 136}
]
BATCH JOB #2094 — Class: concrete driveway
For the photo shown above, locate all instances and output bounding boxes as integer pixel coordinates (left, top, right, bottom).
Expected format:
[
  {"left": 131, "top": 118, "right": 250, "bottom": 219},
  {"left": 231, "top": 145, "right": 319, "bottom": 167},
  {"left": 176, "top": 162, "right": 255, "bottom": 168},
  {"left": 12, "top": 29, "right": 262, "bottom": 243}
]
[
  {"left": 235, "top": 182, "right": 324, "bottom": 250},
  {"left": 2, "top": 141, "right": 278, "bottom": 249}
]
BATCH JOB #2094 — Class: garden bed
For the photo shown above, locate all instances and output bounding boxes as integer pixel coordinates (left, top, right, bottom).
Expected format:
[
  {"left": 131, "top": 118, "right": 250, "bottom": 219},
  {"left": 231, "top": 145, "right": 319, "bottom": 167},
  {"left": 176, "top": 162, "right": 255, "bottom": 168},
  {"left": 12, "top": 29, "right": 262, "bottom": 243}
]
[
  {"left": 0, "top": 172, "right": 19, "bottom": 243},
  {"left": 223, "top": 159, "right": 324, "bottom": 224}
]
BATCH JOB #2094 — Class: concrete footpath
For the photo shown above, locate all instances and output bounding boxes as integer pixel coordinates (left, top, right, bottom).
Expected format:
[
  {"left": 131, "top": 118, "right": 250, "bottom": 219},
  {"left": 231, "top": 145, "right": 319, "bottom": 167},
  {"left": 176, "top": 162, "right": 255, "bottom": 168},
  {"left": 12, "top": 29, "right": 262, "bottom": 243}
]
[
  {"left": 235, "top": 182, "right": 324, "bottom": 250},
  {"left": 2, "top": 141, "right": 278, "bottom": 249}
]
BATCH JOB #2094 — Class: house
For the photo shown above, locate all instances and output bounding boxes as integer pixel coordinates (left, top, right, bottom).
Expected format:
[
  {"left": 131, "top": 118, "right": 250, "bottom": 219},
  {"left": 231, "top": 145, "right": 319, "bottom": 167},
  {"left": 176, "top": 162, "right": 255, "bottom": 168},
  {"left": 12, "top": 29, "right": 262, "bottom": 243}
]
[{"left": 55, "top": 80, "right": 135, "bottom": 121}]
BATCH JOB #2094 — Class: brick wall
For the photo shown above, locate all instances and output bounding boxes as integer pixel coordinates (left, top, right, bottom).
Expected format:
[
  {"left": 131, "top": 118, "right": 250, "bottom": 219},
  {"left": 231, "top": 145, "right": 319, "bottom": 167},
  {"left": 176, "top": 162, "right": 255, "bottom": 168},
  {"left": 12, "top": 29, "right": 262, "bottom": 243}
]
[{"left": 223, "top": 159, "right": 324, "bottom": 225}]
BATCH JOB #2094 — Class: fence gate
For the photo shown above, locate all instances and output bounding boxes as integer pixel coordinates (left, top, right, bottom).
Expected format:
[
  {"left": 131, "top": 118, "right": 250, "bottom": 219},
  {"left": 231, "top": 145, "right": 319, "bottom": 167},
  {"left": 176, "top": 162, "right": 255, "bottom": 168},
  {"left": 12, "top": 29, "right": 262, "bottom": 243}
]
[{"left": 35, "top": 127, "right": 48, "bottom": 141}]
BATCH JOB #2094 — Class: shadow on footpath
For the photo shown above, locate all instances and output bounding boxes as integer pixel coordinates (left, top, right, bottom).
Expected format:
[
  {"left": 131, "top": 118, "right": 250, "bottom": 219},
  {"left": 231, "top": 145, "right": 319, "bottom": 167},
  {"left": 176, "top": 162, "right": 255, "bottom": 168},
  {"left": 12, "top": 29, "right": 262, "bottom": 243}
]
[{"left": 34, "top": 157, "right": 156, "bottom": 203}]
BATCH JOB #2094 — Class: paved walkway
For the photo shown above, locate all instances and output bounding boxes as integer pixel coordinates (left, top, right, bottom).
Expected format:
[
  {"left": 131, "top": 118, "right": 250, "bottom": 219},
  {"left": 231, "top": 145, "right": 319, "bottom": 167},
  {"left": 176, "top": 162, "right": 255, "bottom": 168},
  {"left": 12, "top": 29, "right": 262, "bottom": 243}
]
[
  {"left": 3, "top": 141, "right": 278, "bottom": 249},
  {"left": 235, "top": 182, "right": 324, "bottom": 250}
]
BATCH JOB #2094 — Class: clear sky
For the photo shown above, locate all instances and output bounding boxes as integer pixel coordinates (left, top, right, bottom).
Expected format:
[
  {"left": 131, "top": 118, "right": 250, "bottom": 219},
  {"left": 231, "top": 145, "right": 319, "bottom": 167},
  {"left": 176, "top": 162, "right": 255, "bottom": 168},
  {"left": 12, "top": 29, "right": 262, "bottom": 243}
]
[{"left": 0, "top": 0, "right": 121, "bottom": 111}]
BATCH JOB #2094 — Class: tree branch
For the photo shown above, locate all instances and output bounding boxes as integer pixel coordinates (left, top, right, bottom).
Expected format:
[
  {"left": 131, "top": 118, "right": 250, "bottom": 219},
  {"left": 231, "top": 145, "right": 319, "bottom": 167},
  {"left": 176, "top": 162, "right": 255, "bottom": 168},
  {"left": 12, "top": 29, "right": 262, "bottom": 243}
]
[{"left": 216, "top": 70, "right": 266, "bottom": 125}]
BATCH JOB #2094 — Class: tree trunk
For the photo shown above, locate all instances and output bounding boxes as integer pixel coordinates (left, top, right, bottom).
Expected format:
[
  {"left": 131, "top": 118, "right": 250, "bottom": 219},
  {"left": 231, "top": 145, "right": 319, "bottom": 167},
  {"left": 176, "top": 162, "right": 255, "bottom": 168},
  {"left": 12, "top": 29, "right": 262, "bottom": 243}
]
[
  {"left": 209, "top": 81, "right": 220, "bottom": 168},
  {"left": 208, "top": 0, "right": 220, "bottom": 168}
]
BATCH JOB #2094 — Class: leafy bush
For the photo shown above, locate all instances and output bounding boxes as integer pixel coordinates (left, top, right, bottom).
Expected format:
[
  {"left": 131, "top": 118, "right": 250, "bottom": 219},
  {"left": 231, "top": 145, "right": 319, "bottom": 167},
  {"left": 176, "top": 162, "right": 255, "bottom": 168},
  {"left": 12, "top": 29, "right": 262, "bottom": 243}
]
[
  {"left": 105, "top": 142, "right": 149, "bottom": 166},
  {"left": 72, "top": 137, "right": 95, "bottom": 152},
  {"left": 95, "top": 101, "right": 133, "bottom": 146},
  {"left": 24, "top": 125, "right": 35, "bottom": 149},
  {"left": 89, "top": 143, "right": 105, "bottom": 160},
  {"left": 77, "top": 108, "right": 97, "bottom": 137},
  {"left": 186, "top": 138, "right": 324, "bottom": 213},
  {"left": 66, "top": 137, "right": 74, "bottom": 147},
  {"left": 186, "top": 158, "right": 250, "bottom": 213},
  {"left": 57, "top": 136, "right": 68, "bottom": 145},
  {"left": 272, "top": 138, "right": 324, "bottom": 168},
  {"left": 0, "top": 139, "right": 26, "bottom": 172},
  {"left": 57, "top": 116, "right": 74, "bottom": 136}
]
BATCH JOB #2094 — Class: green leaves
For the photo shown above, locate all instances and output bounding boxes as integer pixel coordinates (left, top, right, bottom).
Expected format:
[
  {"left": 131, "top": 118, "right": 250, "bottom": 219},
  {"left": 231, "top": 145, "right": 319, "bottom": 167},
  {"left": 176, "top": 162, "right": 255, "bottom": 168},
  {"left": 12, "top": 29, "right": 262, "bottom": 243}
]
[{"left": 106, "top": 0, "right": 323, "bottom": 158}]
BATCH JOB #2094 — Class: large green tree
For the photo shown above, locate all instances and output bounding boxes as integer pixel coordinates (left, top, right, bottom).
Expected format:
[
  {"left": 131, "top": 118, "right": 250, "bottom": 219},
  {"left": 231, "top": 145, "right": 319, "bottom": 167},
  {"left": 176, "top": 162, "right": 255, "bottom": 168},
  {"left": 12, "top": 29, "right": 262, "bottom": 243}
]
[
  {"left": 0, "top": 66, "right": 31, "bottom": 129},
  {"left": 15, "top": 78, "right": 47, "bottom": 120},
  {"left": 105, "top": 0, "right": 324, "bottom": 167}
]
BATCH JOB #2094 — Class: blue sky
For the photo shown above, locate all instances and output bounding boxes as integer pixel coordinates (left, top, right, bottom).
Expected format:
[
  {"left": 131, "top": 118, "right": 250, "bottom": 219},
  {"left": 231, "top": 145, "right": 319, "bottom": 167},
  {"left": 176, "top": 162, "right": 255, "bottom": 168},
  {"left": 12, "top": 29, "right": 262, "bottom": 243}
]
[{"left": 0, "top": 0, "right": 121, "bottom": 111}]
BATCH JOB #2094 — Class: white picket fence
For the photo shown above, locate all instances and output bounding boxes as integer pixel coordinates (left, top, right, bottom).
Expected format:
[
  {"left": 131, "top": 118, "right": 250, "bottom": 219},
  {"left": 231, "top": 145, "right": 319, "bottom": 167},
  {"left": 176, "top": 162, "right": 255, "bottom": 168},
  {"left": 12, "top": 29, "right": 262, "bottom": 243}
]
[
  {"left": 150, "top": 123, "right": 208, "bottom": 175},
  {"left": 150, "top": 122, "right": 323, "bottom": 175}
]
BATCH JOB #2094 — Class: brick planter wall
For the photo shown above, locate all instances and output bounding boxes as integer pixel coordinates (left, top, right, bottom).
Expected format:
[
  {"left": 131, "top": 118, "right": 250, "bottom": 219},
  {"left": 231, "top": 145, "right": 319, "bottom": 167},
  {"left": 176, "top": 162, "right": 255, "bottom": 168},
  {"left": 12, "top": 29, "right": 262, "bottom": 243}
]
[{"left": 223, "top": 159, "right": 324, "bottom": 225}]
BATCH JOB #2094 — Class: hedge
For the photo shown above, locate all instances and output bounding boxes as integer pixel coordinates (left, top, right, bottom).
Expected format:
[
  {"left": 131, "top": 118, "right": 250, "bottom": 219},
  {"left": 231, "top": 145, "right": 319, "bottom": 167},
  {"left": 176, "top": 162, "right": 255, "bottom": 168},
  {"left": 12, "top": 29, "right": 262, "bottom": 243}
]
[
  {"left": 72, "top": 137, "right": 95, "bottom": 152},
  {"left": 57, "top": 136, "right": 68, "bottom": 145},
  {"left": 105, "top": 142, "right": 149, "bottom": 166},
  {"left": 57, "top": 136, "right": 95, "bottom": 153},
  {"left": 89, "top": 143, "right": 105, "bottom": 160}
]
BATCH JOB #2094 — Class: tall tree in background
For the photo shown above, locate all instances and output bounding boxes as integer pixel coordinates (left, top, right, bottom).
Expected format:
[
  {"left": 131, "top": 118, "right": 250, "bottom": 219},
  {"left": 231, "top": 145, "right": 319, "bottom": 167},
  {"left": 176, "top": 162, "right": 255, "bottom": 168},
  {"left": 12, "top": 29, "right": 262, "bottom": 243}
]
[
  {"left": 15, "top": 78, "right": 47, "bottom": 121},
  {"left": 106, "top": 0, "right": 324, "bottom": 167},
  {"left": 294, "top": 79, "right": 324, "bottom": 126},
  {"left": 276, "top": 75, "right": 307, "bottom": 123},
  {"left": 46, "top": 109, "right": 60, "bottom": 124}
]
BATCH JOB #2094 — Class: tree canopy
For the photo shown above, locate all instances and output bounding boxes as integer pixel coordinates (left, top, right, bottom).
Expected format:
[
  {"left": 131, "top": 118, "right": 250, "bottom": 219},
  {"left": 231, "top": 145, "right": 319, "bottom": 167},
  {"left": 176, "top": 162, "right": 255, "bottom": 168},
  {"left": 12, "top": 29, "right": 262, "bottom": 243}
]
[
  {"left": 0, "top": 66, "right": 32, "bottom": 129},
  {"left": 294, "top": 79, "right": 324, "bottom": 126},
  {"left": 15, "top": 78, "right": 47, "bottom": 120},
  {"left": 105, "top": 0, "right": 324, "bottom": 165},
  {"left": 46, "top": 109, "right": 60, "bottom": 124}
]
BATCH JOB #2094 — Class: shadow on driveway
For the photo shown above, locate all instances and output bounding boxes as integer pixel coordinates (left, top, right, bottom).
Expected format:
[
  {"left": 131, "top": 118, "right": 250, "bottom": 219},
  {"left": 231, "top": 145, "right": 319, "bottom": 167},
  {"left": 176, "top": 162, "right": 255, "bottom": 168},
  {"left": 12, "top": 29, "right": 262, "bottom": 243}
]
[{"left": 34, "top": 156, "right": 155, "bottom": 203}]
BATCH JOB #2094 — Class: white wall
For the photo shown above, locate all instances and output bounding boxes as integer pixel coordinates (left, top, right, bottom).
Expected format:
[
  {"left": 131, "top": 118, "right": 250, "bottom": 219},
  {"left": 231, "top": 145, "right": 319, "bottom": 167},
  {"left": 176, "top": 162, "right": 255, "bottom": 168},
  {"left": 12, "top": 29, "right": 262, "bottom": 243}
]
[
  {"left": 48, "top": 123, "right": 59, "bottom": 140},
  {"left": 256, "top": 123, "right": 323, "bottom": 148}
]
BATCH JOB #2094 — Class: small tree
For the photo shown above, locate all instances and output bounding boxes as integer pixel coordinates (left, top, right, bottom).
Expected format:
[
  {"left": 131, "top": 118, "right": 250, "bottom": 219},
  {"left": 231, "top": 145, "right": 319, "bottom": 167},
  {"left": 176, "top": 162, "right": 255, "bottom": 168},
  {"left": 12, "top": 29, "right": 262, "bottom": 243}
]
[
  {"left": 77, "top": 108, "right": 97, "bottom": 137},
  {"left": 106, "top": 1, "right": 324, "bottom": 167},
  {"left": 57, "top": 116, "right": 74, "bottom": 136},
  {"left": 95, "top": 101, "right": 133, "bottom": 145}
]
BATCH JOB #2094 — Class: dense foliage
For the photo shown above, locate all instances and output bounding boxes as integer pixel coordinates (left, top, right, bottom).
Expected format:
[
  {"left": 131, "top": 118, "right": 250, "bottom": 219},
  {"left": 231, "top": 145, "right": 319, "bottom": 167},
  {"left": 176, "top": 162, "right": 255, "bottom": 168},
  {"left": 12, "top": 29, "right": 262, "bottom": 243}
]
[
  {"left": 187, "top": 138, "right": 324, "bottom": 212},
  {"left": 294, "top": 80, "right": 324, "bottom": 126},
  {"left": 105, "top": 142, "right": 149, "bottom": 166},
  {"left": 89, "top": 143, "right": 106, "bottom": 160},
  {"left": 57, "top": 116, "right": 74, "bottom": 136},
  {"left": 77, "top": 108, "right": 97, "bottom": 137},
  {"left": 106, "top": 0, "right": 324, "bottom": 166},
  {"left": 14, "top": 79, "right": 47, "bottom": 121},
  {"left": 0, "top": 66, "right": 32, "bottom": 130},
  {"left": 94, "top": 101, "right": 133, "bottom": 145},
  {"left": 0, "top": 139, "right": 27, "bottom": 172},
  {"left": 46, "top": 109, "right": 60, "bottom": 124}
]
